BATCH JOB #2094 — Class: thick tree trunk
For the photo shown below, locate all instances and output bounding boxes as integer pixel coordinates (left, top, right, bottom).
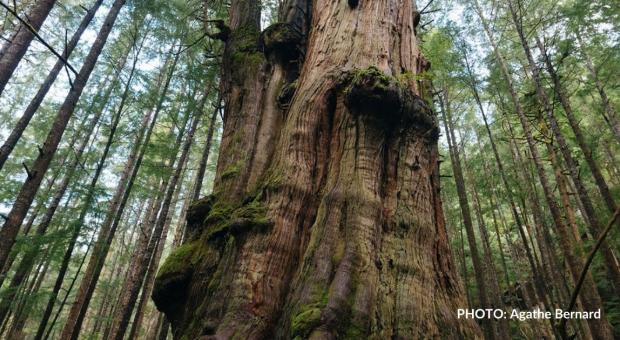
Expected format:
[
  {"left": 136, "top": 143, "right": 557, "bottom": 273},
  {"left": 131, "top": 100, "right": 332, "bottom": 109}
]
[
  {"left": 0, "top": 0, "right": 56, "bottom": 95},
  {"left": 153, "top": 1, "right": 479, "bottom": 339},
  {"left": 0, "top": 0, "right": 126, "bottom": 273},
  {"left": 0, "top": 0, "right": 103, "bottom": 170}
]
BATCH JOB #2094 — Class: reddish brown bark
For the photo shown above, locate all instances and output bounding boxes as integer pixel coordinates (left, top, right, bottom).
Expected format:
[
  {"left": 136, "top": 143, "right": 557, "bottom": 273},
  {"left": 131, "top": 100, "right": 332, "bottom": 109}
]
[
  {"left": 0, "top": 0, "right": 56, "bottom": 95},
  {"left": 153, "top": 1, "right": 479, "bottom": 338}
]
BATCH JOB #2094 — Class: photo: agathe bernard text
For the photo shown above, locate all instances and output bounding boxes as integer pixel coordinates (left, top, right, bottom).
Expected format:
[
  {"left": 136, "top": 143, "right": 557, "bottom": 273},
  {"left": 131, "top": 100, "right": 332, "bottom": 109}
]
[{"left": 457, "top": 308, "right": 601, "bottom": 320}]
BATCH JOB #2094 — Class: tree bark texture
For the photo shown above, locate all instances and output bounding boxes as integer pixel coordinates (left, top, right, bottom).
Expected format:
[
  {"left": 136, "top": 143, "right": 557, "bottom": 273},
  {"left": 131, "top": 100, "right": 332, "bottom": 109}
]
[
  {"left": 0, "top": 0, "right": 56, "bottom": 95},
  {"left": 153, "top": 1, "right": 480, "bottom": 339}
]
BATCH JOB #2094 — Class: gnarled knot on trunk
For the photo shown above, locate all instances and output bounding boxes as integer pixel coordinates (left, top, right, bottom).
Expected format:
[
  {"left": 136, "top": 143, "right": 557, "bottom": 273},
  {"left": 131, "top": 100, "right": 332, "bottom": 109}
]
[
  {"left": 152, "top": 241, "right": 218, "bottom": 322},
  {"left": 260, "top": 22, "right": 302, "bottom": 63},
  {"left": 185, "top": 195, "right": 216, "bottom": 240},
  {"left": 344, "top": 67, "right": 437, "bottom": 138}
]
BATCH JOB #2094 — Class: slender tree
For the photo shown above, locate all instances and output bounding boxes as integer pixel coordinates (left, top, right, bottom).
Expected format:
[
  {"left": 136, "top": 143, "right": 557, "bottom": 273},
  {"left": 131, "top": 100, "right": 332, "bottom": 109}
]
[
  {"left": 0, "top": 0, "right": 127, "bottom": 272},
  {"left": 0, "top": 0, "right": 103, "bottom": 170},
  {"left": 0, "top": 0, "right": 56, "bottom": 95}
]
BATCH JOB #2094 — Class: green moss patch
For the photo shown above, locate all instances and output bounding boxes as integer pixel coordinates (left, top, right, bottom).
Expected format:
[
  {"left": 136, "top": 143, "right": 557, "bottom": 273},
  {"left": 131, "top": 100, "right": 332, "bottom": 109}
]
[{"left": 344, "top": 67, "right": 436, "bottom": 134}]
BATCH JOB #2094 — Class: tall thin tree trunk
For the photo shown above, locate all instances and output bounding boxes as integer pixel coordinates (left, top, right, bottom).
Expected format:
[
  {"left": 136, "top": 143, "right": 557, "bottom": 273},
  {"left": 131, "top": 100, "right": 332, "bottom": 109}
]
[
  {"left": 32, "top": 25, "right": 144, "bottom": 338},
  {"left": 128, "top": 163, "right": 189, "bottom": 340},
  {"left": 192, "top": 97, "right": 220, "bottom": 201},
  {"left": 110, "top": 106, "right": 202, "bottom": 340},
  {"left": 0, "top": 0, "right": 56, "bottom": 95},
  {"left": 0, "top": 162, "right": 60, "bottom": 288},
  {"left": 0, "top": 0, "right": 126, "bottom": 272},
  {"left": 438, "top": 88, "right": 495, "bottom": 339},
  {"left": 60, "top": 45, "right": 181, "bottom": 340},
  {"left": 575, "top": 34, "right": 620, "bottom": 142},
  {"left": 460, "top": 41, "right": 551, "bottom": 308},
  {"left": 42, "top": 232, "right": 95, "bottom": 340},
  {"left": 537, "top": 36, "right": 620, "bottom": 268},
  {"left": 510, "top": 3, "right": 620, "bottom": 296},
  {"left": 0, "top": 96, "right": 105, "bottom": 325},
  {"left": 0, "top": 0, "right": 103, "bottom": 170},
  {"left": 474, "top": 0, "right": 613, "bottom": 337},
  {"left": 462, "top": 149, "right": 511, "bottom": 338}
]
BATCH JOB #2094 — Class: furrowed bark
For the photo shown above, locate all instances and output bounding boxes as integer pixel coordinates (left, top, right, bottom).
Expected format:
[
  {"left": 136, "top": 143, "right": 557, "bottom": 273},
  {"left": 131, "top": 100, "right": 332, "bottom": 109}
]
[{"left": 153, "top": 0, "right": 480, "bottom": 338}]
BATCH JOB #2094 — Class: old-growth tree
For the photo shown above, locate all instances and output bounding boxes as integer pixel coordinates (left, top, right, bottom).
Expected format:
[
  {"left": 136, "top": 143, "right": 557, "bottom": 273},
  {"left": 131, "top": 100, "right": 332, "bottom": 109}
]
[{"left": 152, "top": 0, "right": 480, "bottom": 338}]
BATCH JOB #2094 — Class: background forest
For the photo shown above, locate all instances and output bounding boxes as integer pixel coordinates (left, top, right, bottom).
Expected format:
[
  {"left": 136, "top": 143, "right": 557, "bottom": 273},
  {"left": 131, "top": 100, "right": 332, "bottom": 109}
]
[{"left": 0, "top": 0, "right": 618, "bottom": 339}]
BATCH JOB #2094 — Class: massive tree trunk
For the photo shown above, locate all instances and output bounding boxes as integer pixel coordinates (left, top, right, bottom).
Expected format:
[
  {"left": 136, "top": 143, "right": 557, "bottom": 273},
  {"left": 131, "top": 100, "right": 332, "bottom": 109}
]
[
  {"left": 153, "top": 1, "right": 480, "bottom": 339},
  {"left": 0, "top": 0, "right": 56, "bottom": 95}
]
